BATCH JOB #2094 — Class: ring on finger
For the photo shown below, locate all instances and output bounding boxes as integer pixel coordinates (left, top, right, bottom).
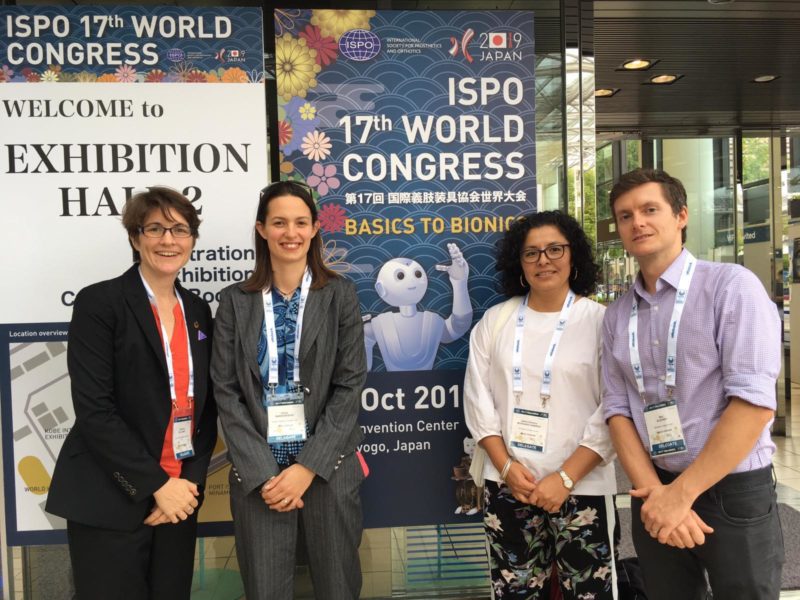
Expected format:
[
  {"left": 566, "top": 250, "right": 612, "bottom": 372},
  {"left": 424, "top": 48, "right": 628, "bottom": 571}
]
[{"left": 283, "top": 498, "right": 290, "bottom": 505}]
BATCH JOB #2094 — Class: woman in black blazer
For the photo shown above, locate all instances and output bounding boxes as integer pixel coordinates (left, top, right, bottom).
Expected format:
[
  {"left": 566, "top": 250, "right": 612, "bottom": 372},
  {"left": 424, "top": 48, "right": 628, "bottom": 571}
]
[{"left": 46, "top": 187, "right": 217, "bottom": 600}]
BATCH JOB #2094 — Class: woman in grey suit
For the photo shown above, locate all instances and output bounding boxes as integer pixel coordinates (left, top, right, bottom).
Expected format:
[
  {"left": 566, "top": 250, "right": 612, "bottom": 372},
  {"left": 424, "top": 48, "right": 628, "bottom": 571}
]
[{"left": 211, "top": 181, "right": 367, "bottom": 599}]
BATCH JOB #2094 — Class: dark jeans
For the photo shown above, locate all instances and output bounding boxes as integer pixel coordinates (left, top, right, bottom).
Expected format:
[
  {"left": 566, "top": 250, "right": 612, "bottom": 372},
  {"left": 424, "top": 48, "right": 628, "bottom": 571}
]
[{"left": 631, "top": 465, "right": 783, "bottom": 600}]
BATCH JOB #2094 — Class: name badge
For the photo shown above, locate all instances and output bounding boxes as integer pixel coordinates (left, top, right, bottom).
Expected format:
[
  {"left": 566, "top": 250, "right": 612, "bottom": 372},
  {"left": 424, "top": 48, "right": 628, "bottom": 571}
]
[
  {"left": 510, "top": 407, "right": 549, "bottom": 453},
  {"left": 172, "top": 406, "right": 195, "bottom": 460},
  {"left": 643, "top": 399, "right": 687, "bottom": 457},
  {"left": 267, "top": 389, "right": 307, "bottom": 444}
]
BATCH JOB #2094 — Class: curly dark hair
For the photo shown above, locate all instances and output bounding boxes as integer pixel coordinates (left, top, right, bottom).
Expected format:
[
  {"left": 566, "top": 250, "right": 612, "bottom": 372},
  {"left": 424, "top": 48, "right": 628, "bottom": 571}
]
[{"left": 496, "top": 211, "right": 600, "bottom": 298}]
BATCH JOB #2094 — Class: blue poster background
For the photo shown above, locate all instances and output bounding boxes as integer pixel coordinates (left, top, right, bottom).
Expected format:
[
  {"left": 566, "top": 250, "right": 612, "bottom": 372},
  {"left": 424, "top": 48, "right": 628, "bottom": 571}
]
[{"left": 276, "top": 10, "right": 536, "bottom": 527}]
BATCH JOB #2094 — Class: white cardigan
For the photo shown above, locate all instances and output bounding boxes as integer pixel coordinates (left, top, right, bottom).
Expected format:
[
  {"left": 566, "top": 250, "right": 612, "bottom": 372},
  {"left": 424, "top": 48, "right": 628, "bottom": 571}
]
[{"left": 464, "top": 296, "right": 616, "bottom": 496}]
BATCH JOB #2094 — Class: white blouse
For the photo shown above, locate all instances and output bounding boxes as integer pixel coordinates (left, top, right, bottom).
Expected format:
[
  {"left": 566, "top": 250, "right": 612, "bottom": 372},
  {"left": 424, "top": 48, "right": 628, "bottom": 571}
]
[{"left": 464, "top": 296, "right": 616, "bottom": 496}]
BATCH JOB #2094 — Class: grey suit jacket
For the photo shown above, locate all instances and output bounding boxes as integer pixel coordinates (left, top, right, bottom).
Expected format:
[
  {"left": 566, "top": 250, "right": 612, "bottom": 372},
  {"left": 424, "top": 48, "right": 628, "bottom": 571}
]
[{"left": 211, "top": 276, "right": 366, "bottom": 493}]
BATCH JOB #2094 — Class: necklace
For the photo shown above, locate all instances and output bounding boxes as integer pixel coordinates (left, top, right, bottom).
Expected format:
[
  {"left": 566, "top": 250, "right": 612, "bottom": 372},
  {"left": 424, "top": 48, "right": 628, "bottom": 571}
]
[{"left": 275, "top": 286, "right": 295, "bottom": 300}]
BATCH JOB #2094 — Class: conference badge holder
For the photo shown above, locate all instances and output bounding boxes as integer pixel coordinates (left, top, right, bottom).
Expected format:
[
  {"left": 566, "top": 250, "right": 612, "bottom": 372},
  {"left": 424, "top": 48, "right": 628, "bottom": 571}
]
[
  {"left": 172, "top": 403, "right": 195, "bottom": 460},
  {"left": 644, "top": 398, "right": 687, "bottom": 457},
  {"left": 267, "top": 385, "right": 307, "bottom": 444},
  {"left": 510, "top": 407, "right": 548, "bottom": 453}
]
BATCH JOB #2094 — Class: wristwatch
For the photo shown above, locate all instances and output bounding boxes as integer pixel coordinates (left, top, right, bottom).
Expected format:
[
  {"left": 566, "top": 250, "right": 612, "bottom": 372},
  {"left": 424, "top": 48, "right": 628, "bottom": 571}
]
[{"left": 558, "top": 469, "right": 574, "bottom": 491}]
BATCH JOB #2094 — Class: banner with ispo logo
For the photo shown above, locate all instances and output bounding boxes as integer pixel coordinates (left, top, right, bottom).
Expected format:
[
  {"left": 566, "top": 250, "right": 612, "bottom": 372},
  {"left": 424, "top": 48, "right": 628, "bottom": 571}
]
[
  {"left": 274, "top": 9, "right": 535, "bottom": 528},
  {"left": 0, "top": 5, "right": 267, "bottom": 545}
]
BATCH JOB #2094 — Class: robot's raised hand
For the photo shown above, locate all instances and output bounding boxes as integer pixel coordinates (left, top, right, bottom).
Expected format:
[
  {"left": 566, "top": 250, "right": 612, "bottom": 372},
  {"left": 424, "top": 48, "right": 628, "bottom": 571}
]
[{"left": 434, "top": 243, "right": 469, "bottom": 281}]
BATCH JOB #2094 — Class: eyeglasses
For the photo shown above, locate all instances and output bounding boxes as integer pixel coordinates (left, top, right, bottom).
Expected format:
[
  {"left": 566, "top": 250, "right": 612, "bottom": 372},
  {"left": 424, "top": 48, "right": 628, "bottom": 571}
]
[
  {"left": 521, "top": 244, "right": 570, "bottom": 263},
  {"left": 139, "top": 223, "right": 194, "bottom": 238}
]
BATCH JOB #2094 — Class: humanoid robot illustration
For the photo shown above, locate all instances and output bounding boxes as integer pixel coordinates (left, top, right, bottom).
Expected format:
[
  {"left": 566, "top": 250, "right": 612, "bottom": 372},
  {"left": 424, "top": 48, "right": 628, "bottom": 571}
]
[{"left": 363, "top": 243, "right": 473, "bottom": 371}]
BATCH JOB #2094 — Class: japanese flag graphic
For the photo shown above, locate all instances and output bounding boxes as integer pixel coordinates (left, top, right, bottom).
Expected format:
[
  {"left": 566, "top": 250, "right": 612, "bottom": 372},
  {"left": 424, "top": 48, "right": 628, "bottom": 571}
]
[{"left": 488, "top": 32, "right": 510, "bottom": 48}]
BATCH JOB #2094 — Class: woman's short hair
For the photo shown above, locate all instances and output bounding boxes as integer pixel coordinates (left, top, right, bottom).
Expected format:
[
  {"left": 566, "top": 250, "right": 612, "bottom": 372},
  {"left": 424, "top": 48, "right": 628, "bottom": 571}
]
[
  {"left": 241, "top": 180, "right": 336, "bottom": 292},
  {"left": 496, "top": 210, "right": 600, "bottom": 298},
  {"left": 121, "top": 187, "right": 200, "bottom": 262}
]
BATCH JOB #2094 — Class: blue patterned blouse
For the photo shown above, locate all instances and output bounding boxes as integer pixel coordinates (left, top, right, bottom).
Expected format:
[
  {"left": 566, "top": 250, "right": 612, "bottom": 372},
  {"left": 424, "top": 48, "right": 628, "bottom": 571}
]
[{"left": 257, "top": 287, "right": 307, "bottom": 465}]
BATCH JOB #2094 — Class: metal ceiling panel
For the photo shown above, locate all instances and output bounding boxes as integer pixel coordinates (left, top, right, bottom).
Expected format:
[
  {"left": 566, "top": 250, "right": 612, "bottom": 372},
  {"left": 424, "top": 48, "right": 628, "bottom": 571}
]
[{"left": 595, "top": 1, "right": 800, "bottom": 131}]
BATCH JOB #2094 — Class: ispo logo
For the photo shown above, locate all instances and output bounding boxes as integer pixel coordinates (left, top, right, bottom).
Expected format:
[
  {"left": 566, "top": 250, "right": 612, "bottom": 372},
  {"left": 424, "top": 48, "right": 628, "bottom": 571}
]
[
  {"left": 166, "top": 48, "right": 185, "bottom": 62},
  {"left": 339, "top": 29, "right": 381, "bottom": 61}
]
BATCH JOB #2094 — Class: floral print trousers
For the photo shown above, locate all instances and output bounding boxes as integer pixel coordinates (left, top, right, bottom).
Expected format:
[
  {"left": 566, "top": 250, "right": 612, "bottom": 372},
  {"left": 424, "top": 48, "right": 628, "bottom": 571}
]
[{"left": 483, "top": 481, "right": 618, "bottom": 600}]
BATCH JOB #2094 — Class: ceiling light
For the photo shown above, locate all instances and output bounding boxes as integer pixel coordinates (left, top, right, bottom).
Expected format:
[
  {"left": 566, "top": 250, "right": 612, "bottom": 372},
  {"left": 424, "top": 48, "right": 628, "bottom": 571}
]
[
  {"left": 595, "top": 88, "right": 620, "bottom": 98},
  {"left": 623, "top": 59, "right": 651, "bottom": 70},
  {"left": 647, "top": 74, "right": 682, "bottom": 85},
  {"left": 617, "top": 58, "right": 659, "bottom": 71},
  {"left": 753, "top": 74, "right": 779, "bottom": 83}
]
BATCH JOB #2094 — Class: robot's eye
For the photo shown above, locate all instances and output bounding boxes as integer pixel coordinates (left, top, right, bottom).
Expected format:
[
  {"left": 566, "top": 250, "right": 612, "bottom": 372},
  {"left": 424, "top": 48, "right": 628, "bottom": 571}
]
[
  {"left": 395, "top": 270, "right": 405, "bottom": 280},
  {"left": 414, "top": 270, "right": 423, "bottom": 278}
]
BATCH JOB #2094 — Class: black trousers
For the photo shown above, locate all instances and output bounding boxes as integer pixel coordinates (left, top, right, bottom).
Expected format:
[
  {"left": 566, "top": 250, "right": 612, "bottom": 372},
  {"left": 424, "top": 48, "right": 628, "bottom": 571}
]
[
  {"left": 67, "top": 514, "right": 198, "bottom": 600},
  {"left": 631, "top": 465, "right": 783, "bottom": 600}
]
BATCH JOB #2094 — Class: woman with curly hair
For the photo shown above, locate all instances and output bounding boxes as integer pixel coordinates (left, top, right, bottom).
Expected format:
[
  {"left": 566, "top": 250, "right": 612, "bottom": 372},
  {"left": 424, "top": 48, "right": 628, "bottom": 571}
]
[{"left": 464, "top": 211, "right": 618, "bottom": 599}]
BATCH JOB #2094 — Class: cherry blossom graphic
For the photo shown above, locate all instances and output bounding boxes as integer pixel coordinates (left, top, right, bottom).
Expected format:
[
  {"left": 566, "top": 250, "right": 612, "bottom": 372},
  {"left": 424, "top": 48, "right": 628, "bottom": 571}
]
[
  {"left": 299, "top": 102, "right": 316, "bottom": 120},
  {"left": 307, "top": 163, "right": 340, "bottom": 196},
  {"left": 318, "top": 203, "right": 347, "bottom": 233}
]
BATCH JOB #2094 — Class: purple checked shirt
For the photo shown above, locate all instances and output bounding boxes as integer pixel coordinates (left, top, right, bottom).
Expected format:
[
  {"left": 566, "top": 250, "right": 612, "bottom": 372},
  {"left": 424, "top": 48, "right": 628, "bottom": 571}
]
[{"left": 602, "top": 249, "right": 781, "bottom": 474}]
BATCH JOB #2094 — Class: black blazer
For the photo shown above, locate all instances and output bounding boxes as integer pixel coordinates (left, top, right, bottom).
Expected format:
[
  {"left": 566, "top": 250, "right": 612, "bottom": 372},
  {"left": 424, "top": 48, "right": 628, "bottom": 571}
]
[{"left": 46, "top": 265, "right": 217, "bottom": 532}]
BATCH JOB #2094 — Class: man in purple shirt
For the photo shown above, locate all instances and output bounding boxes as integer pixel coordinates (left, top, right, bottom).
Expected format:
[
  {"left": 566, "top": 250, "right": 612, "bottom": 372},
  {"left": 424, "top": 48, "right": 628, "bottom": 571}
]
[{"left": 602, "top": 168, "right": 783, "bottom": 599}]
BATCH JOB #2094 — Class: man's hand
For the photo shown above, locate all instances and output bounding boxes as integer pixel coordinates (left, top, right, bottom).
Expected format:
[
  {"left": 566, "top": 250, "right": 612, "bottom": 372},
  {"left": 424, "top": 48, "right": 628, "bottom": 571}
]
[
  {"left": 529, "top": 472, "right": 570, "bottom": 513},
  {"left": 631, "top": 483, "right": 713, "bottom": 545},
  {"left": 664, "top": 511, "right": 714, "bottom": 548},
  {"left": 261, "top": 464, "right": 315, "bottom": 512}
]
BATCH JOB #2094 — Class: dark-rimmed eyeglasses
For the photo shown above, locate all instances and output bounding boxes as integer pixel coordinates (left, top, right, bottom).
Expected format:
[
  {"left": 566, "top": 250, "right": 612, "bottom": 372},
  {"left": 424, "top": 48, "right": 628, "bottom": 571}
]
[
  {"left": 521, "top": 244, "right": 570, "bottom": 263},
  {"left": 139, "top": 223, "right": 194, "bottom": 238}
]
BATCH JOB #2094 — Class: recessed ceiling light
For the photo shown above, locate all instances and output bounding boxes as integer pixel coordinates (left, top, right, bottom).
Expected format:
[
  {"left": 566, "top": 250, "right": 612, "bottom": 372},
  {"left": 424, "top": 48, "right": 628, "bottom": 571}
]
[
  {"left": 595, "top": 88, "right": 620, "bottom": 98},
  {"left": 624, "top": 59, "right": 651, "bottom": 70},
  {"left": 753, "top": 74, "right": 779, "bottom": 83},
  {"left": 647, "top": 74, "right": 682, "bottom": 85},
  {"left": 617, "top": 58, "right": 659, "bottom": 71}
]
